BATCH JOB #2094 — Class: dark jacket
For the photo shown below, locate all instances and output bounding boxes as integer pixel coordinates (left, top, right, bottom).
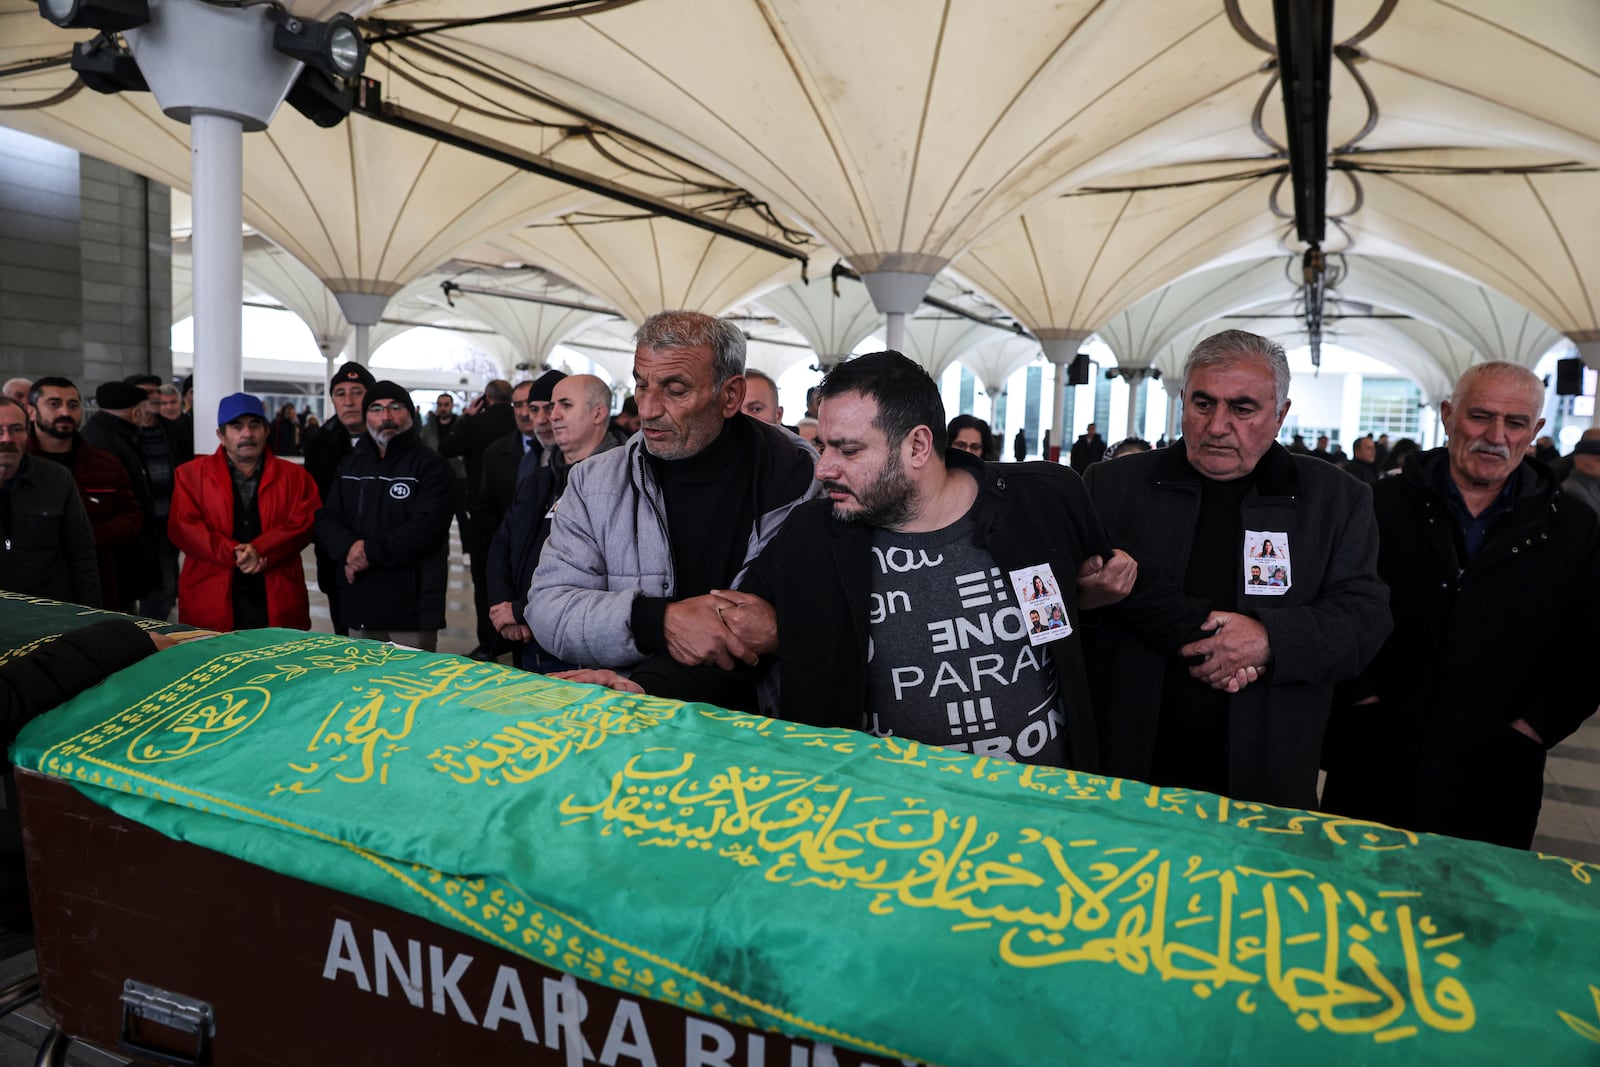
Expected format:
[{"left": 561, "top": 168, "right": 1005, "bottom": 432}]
[
  {"left": 1, "top": 617, "right": 158, "bottom": 930},
  {"left": 303, "top": 423, "right": 359, "bottom": 597},
  {"left": 1069, "top": 433, "right": 1106, "bottom": 473},
  {"left": 1082, "top": 441, "right": 1390, "bottom": 809},
  {"left": 439, "top": 403, "right": 517, "bottom": 507},
  {"left": 81, "top": 409, "right": 157, "bottom": 600},
  {"left": 0, "top": 454, "right": 101, "bottom": 605},
  {"left": 1329, "top": 450, "right": 1600, "bottom": 753},
  {"left": 475, "top": 430, "right": 528, "bottom": 560},
  {"left": 313, "top": 427, "right": 457, "bottom": 631},
  {"left": 28, "top": 436, "right": 143, "bottom": 609},
  {"left": 1343, "top": 458, "right": 1380, "bottom": 486},
  {"left": 488, "top": 435, "right": 621, "bottom": 623},
  {"left": 633, "top": 451, "right": 1206, "bottom": 771}
]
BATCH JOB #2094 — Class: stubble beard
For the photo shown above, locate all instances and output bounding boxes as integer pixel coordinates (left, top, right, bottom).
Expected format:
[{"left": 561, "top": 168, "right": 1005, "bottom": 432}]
[{"left": 829, "top": 452, "right": 915, "bottom": 529}]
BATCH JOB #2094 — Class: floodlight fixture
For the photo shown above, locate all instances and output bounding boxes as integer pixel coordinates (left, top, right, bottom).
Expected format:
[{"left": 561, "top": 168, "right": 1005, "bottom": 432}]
[
  {"left": 70, "top": 33, "right": 148, "bottom": 94},
  {"left": 35, "top": 0, "right": 148, "bottom": 31},
  {"left": 272, "top": 11, "right": 367, "bottom": 81},
  {"left": 282, "top": 67, "right": 354, "bottom": 128},
  {"left": 271, "top": 11, "right": 367, "bottom": 128}
]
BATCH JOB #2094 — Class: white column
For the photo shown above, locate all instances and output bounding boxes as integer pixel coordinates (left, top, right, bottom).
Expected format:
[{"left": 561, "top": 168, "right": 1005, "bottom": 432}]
[
  {"left": 189, "top": 112, "right": 243, "bottom": 455},
  {"left": 335, "top": 292, "right": 392, "bottom": 368},
  {"left": 1039, "top": 334, "right": 1090, "bottom": 463},
  {"left": 885, "top": 312, "right": 906, "bottom": 353}
]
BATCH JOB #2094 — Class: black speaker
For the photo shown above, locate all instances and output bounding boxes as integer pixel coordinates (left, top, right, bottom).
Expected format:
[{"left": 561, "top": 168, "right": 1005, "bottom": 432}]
[
  {"left": 1068, "top": 352, "right": 1091, "bottom": 385},
  {"left": 1555, "top": 357, "right": 1584, "bottom": 396}
]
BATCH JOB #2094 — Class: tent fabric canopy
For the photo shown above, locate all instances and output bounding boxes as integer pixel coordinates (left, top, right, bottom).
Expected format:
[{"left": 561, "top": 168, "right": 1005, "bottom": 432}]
[{"left": 2, "top": 0, "right": 1596, "bottom": 389}]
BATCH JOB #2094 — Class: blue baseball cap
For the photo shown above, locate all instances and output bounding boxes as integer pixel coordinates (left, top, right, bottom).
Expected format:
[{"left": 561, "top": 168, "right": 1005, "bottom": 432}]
[{"left": 217, "top": 392, "right": 267, "bottom": 428}]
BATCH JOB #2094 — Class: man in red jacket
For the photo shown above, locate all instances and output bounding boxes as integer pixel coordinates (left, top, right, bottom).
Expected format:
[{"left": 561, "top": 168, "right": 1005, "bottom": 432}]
[{"left": 169, "top": 392, "right": 320, "bottom": 631}]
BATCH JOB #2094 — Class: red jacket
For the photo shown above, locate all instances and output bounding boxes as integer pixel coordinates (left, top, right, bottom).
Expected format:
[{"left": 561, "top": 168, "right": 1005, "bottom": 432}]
[{"left": 169, "top": 448, "right": 320, "bottom": 631}]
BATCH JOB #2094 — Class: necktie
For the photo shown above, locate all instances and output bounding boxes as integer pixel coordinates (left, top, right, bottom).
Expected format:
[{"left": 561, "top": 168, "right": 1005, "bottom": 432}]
[{"left": 516, "top": 438, "right": 538, "bottom": 487}]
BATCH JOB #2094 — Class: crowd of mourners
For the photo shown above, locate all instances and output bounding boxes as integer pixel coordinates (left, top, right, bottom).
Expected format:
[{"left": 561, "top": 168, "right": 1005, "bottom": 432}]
[{"left": 3, "top": 315, "right": 1599, "bottom": 865}]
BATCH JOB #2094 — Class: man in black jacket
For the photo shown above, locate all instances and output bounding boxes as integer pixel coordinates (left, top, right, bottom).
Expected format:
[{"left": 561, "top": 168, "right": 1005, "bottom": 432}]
[
  {"left": 313, "top": 381, "right": 456, "bottom": 651},
  {"left": 1069, "top": 423, "right": 1106, "bottom": 473},
  {"left": 1322, "top": 361, "right": 1600, "bottom": 849},
  {"left": 488, "top": 374, "right": 619, "bottom": 672},
  {"left": 563, "top": 353, "right": 1217, "bottom": 770},
  {"left": 82, "top": 380, "right": 159, "bottom": 611},
  {"left": 472, "top": 374, "right": 563, "bottom": 660},
  {"left": 440, "top": 378, "right": 520, "bottom": 658},
  {"left": 124, "top": 374, "right": 189, "bottom": 620},
  {"left": 1082, "top": 330, "right": 1389, "bottom": 810},
  {"left": 304, "top": 362, "right": 375, "bottom": 635},
  {"left": 0, "top": 396, "right": 99, "bottom": 606}
]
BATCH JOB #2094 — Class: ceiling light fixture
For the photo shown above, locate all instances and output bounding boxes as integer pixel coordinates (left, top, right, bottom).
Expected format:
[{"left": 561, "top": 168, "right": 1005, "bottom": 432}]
[
  {"left": 35, "top": 0, "right": 148, "bottom": 31},
  {"left": 70, "top": 32, "right": 148, "bottom": 94},
  {"left": 270, "top": 11, "right": 368, "bottom": 128}
]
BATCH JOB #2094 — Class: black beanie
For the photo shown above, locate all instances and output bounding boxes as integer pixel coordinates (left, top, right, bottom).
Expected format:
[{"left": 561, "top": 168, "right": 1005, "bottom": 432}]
[
  {"left": 529, "top": 369, "right": 567, "bottom": 404},
  {"left": 96, "top": 381, "right": 148, "bottom": 409},
  {"left": 329, "top": 362, "right": 377, "bottom": 394},
  {"left": 364, "top": 380, "right": 417, "bottom": 419}
]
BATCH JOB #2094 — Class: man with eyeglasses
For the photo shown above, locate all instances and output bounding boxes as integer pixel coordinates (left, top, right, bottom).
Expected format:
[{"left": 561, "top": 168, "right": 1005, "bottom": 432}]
[
  {"left": 947, "top": 414, "right": 993, "bottom": 460},
  {"left": 314, "top": 381, "right": 456, "bottom": 651}
]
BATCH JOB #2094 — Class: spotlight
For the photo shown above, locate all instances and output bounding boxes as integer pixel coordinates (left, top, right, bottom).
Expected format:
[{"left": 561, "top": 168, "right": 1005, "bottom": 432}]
[
  {"left": 70, "top": 33, "right": 147, "bottom": 94},
  {"left": 282, "top": 67, "right": 355, "bottom": 128},
  {"left": 272, "top": 12, "right": 366, "bottom": 80},
  {"left": 271, "top": 11, "right": 367, "bottom": 128},
  {"left": 35, "top": 0, "right": 147, "bottom": 32}
]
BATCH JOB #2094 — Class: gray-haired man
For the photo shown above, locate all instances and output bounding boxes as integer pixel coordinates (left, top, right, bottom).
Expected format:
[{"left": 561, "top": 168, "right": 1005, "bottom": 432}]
[
  {"left": 528, "top": 309, "right": 819, "bottom": 678},
  {"left": 1082, "top": 329, "right": 1390, "bottom": 809}
]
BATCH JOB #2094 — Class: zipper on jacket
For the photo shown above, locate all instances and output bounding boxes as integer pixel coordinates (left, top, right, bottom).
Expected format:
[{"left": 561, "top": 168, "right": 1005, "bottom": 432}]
[{"left": 632, "top": 447, "right": 673, "bottom": 594}]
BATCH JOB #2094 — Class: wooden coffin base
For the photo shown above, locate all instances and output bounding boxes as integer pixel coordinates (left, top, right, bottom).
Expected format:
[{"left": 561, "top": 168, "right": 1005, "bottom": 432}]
[{"left": 16, "top": 770, "right": 897, "bottom": 1067}]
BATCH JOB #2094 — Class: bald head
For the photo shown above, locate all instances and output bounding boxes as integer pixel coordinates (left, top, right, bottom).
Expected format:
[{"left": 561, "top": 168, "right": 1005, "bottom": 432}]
[
  {"left": 2, "top": 378, "right": 30, "bottom": 407},
  {"left": 550, "top": 374, "right": 612, "bottom": 462}
]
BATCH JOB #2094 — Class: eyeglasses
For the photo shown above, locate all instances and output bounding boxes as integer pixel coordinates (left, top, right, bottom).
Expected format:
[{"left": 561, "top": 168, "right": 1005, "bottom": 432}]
[{"left": 368, "top": 403, "right": 409, "bottom": 416}]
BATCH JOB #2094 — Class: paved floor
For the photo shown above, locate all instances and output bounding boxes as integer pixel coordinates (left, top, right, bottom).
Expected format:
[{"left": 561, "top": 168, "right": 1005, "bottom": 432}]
[{"left": 4, "top": 536, "right": 1600, "bottom": 1063}]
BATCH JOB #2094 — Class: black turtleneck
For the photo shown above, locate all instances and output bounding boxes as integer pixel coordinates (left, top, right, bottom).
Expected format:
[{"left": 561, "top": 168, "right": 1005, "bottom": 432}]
[
  {"left": 1153, "top": 449, "right": 1259, "bottom": 794},
  {"left": 629, "top": 419, "right": 757, "bottom": 654}
]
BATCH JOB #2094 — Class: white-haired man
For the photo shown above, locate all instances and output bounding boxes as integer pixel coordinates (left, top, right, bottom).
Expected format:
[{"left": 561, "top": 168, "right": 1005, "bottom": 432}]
[
  {"left": 1323, "top": 362, "right": 1600, "bottom": 848},
  {"left": 1082, "top": 329, "right": 1390, "bottom": 809}
]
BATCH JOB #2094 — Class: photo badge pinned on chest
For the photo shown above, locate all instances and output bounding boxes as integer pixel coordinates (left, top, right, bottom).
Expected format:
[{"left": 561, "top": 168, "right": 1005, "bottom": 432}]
[
  {"left": 1244, "top": 529, "right": 1291, "bottom": 596},
  {"left": 1009, "top": 564, "right": 1073, "bottom": 646}
]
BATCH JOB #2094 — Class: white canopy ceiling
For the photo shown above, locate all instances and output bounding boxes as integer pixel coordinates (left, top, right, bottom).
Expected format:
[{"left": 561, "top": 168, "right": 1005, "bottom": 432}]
[
  {"left": 3, "top": 0, "right": 1596, "bottom": 394},
  {"left": 1098, "top": 254, "right": 1566, "bottom": 375}
]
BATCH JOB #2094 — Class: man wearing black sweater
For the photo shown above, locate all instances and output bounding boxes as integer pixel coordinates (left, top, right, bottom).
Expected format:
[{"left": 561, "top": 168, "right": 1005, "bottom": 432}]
[{"left": 527, "top": 311, "right": 818, "bottom": 679}]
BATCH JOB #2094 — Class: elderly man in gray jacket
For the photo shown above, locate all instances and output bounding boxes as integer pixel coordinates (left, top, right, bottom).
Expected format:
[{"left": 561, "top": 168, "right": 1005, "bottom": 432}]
[{"left": 528, "top": 310, "right": 819, "bottom": 676}]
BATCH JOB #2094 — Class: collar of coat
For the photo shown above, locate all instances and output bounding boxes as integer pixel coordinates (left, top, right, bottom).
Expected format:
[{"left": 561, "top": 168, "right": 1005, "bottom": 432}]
[
  {"left": 1152, "top": 438, "right": 1300, "bottom": 497},
  {"left": 627, "top": 412, "right": 818, "bottom": 516},
  {"left": 357, "top": 424, "right": 421, "bottom": 459},
  {"left": 1406, "top": 446, "right": 1557, "bottom": 512}
]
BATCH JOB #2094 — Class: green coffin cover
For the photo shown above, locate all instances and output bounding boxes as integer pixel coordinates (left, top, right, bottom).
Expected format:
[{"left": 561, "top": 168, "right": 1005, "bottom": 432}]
[{"left": 10, "top": 629, "right": 1600, "bottom": 1065}]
